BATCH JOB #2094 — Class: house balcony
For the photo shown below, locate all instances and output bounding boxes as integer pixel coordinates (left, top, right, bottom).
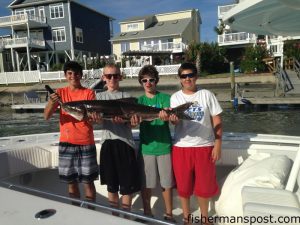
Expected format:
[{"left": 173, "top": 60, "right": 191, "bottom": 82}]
[
  {"left": 0, "top": 14, "right": 47, "bottom": 30},
  {"left": 218, "top": 32, "right": 257, "bottom": 46},
  {"left": 0, "top": 37, "right": 45, "bottom": 50},
  {"left": 140, "top": 42, "right": 187, "bottom": 53}
]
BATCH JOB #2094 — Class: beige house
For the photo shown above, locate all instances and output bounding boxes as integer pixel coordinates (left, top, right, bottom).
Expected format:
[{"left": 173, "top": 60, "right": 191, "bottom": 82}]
[{"left": 111, "top": 9, "right": 201, "bottom": 67}]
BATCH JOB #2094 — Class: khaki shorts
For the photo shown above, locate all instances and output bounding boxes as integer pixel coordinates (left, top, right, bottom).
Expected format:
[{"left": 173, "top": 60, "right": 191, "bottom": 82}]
[{"left": 139, "top": 153, "right": 174, "bottom": 189}]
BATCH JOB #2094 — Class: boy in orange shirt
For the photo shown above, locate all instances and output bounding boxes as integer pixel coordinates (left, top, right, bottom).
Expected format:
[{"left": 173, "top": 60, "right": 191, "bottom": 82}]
[{"left": 44, "top": 61, "right": 98, "bottom": 205}]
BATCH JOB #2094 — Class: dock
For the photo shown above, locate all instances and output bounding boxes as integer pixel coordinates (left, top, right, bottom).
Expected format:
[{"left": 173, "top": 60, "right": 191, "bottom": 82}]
[
  {"left": 11, "top": 103, "right": 46, "bottom": 113},
  {"left": 240, "top": 97, "right": 300, "bottom": 105}
]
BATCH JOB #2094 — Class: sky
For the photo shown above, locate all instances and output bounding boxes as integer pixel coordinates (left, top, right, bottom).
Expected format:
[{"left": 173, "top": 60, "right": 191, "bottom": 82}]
[{"left": 0, "top": 0, "right": 234, "bottom": 42}]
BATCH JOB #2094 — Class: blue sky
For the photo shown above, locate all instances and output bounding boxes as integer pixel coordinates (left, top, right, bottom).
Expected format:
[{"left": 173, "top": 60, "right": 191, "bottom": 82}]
[{"left": 0, "top": 0, "right": 234, "bottom": 42}]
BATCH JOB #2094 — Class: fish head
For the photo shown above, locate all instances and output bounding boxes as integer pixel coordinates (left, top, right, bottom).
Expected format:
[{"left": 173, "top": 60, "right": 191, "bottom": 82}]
[{"left": 61, "top": 103, "right": 86, "bottom": 121}]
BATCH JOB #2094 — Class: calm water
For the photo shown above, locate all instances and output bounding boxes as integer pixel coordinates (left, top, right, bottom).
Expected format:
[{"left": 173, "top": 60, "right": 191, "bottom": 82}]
[{"left": 1, "top": 105, "right": 300, "bottom": 137}]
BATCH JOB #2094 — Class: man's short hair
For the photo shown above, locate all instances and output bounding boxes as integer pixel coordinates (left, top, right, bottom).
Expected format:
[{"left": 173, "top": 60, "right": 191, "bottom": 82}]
[
  {"left": 178, "top": 62, "right": 198, "bottom": 76},
  {"left": 138, "top": 65, "right": 159, "bottom": 84},
  {"left": 103, "top": 63, "right": 121, "bottom": 75},
  {"left": 63, "top": 61, "right": 83, "bottom": 75}
]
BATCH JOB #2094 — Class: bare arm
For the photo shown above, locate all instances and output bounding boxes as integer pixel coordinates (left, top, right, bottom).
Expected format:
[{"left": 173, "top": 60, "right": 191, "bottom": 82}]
[{"left": 211, "top": 114, "right": 222, "bottom": 162}]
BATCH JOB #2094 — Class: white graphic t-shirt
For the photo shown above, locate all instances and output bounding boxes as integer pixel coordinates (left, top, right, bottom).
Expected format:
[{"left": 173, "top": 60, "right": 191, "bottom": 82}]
[{"left": 170, "top": 89, "right": 223, "bottom": 147}]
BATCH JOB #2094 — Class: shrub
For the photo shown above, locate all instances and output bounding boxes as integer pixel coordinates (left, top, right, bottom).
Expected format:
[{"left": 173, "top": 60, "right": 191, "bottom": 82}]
[
  {"left": 240, "top": 45, "right": 270, "bottom": 73},
  {"left": 284, "top": 40, "right": 300, "bottom": 61}
]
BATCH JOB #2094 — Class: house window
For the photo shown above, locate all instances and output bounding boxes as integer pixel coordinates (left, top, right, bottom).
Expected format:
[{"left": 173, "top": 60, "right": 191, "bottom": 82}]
[
  {"left": 75, "top": 27, "right": 83, "bottom": 43},
  {"left": 50, "top": 4, "right": 64, "bottom": 19},
  {"left": 270, "top": 45, "right": 278, "bottom": 54},
  {"left": 15, "top": 8, "right": 35, "bottom": 18},
  {"left": 121, "top": 42, "right": 130, "bottom": 53},
  {"left": 38, "top": 7, "right": 45, "bottom": 22},
  {"left": 127, "top": 23, "right": 138, "bottom": 31},
  {"left": 52, "top": 27, "right": 66, "bottom": 42}
]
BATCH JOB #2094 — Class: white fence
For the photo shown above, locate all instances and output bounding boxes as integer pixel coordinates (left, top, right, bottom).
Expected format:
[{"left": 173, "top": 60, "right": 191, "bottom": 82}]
[{"left": 0, "top": 64, "right": 181, "bottom": 85}]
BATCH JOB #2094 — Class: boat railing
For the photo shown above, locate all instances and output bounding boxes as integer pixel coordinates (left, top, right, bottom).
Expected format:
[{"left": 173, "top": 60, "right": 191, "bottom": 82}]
[
  {"left": 0, "top": 181, "right": 175, "bottom": 225},
  {"left": 275, "top": 61, "right": 294, "bottom": 96}
]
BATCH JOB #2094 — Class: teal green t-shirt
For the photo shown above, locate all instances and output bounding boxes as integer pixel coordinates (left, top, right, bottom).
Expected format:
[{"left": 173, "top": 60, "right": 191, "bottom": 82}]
[{"left": 138, "top": 92, "right": 172, "bottom": 155}]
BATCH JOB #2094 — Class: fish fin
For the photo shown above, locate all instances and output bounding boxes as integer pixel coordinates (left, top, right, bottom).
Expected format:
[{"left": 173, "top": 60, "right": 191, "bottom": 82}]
[{"left": 171, "top": 102, "right": 194, "bottom": 120}]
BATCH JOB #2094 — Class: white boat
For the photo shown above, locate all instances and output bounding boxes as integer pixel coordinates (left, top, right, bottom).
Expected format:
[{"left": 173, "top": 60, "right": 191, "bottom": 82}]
[{"left": 1, "top": 130, "right": 300, "bottom": 224}]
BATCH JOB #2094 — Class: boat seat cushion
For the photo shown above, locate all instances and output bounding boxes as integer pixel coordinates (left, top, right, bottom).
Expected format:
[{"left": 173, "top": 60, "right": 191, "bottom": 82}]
[
  {"left": 242, "top": 186, "right": 300, "bottom": 208},
  {"left": 215, "top": 154, "right": 292, "bottom": 220}
]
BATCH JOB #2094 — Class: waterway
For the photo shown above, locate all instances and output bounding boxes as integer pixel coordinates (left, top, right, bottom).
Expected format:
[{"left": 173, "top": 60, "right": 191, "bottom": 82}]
[{"left": 1, "top": 104, "right": 300, "bottom": 138}]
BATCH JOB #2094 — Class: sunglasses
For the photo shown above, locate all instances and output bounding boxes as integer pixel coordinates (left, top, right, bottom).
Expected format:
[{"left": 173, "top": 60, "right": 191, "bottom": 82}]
[
  {"left": 104, "top": 74, "right": 121, "bottom": 80},
  {"left": 141, "top": 78, "right": 156, "bottom": 84},
  {"left": 179, "top": 73, "right": 195, "bottom": 79}
]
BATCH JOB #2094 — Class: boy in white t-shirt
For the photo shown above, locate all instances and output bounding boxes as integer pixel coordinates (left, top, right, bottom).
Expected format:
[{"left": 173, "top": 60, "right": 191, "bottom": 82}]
[{"left": 169, "top": 62, "right": 223, "bottom": 225}]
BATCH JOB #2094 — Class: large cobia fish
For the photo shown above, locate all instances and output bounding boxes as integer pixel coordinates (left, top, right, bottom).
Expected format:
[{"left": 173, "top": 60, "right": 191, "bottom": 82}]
[
  {"left": 45, "top": 85, "right": 195, "bottom": 121},
  {"left": 62, "top": 98, "right": 194, "bottom": 121}
]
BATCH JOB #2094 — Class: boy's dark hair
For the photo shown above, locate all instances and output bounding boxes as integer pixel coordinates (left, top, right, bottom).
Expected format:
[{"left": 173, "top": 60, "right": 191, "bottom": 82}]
[
  {"left": 63, "top": 61, "right": 83, "bottom": 75},
  {"left": 138, "top": 65, "right": 159, "bottom": 84},
  {"left": 178, "top": 62, "right": 197, "bottom": 76}
]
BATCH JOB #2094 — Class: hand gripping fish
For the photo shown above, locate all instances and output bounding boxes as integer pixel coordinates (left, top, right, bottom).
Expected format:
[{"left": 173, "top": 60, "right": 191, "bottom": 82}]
[{"left": 45, "top": 85, "right": 195, "bottom": 121}]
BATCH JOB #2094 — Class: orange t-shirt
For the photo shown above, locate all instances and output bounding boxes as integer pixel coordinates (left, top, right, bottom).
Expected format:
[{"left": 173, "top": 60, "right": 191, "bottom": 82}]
[{"left": 56, "top": 86, "right": 95, "bottom": 145}]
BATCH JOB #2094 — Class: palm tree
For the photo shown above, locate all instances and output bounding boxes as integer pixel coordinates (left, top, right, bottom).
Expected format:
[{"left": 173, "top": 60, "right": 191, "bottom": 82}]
[
  {"left": 185, "top": 41, "right": 201, "bottom": 75},
  {"left": 214, "top": 19, "right": 226, "bottom": 35}
]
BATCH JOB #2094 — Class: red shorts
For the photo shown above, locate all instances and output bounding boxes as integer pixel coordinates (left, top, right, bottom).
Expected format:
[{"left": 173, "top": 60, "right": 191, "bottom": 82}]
[{"left": 172, "top": 146, "right": 219, "bottom": 198}]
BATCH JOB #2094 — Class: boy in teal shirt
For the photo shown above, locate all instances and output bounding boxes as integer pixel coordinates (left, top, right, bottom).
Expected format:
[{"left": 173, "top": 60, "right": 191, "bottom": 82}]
[{"left": 137, "top": 65, "right": 175, "bottom": 222}]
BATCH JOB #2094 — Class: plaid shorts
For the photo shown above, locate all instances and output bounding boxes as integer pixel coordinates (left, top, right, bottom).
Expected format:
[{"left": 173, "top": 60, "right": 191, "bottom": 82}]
[{"left": 58, "top": 142, "right": 99, "bottom": 183}]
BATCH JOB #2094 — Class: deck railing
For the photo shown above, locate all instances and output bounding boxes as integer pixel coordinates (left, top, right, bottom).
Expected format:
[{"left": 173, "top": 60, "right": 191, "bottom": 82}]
[
  {"left": 0, "top": 14, "right": 46, "bottom": 26},
  {"left": 0, "top": 64, "right": 181, "bottom": 85},
  {"left": 293, "top": 58, "right": 300, "bottom": 79},
  {"left": 218, "top": 32, "right": 256, "bottom": 45},
  {"left": 140, "top": 42, "right": 187, "bottom": 52},
  {"left": 0, "top": 37, "right": 45, "bottom": 48},
  {"left": 275, "top": 62, "right": 294, "bottom": 96}
]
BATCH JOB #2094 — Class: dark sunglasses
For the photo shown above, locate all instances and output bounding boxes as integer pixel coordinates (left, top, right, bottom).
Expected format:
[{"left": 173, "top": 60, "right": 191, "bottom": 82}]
[
  {"left": 104, "top": 74, "right": 120, "bottom": 80},
  {"left": 179, "top": 73, "right": 195, "bottom": 79},
  {"left": 141, "top": 78, "right": 156, "bottom": 83}
]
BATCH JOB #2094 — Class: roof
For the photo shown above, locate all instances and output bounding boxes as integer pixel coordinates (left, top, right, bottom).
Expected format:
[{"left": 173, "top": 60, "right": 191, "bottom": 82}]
[
  {"left": 111, "top": 18, "right": 191, "bottom": 42},
  {"left": 8, "top": 0, "right": 114, "bottom": 19},
  {"left": 120, "top": 15, "right": 154, "bottom": 23},
  {"left": 9, "top": 0, "right": 64, "bottom": 8},
  {"left": 222, "top": 0, "right": 300, "bottom": 36}
]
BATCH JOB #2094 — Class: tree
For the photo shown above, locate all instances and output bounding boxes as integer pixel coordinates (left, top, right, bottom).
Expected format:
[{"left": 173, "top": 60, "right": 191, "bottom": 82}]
[
  {"left": 185, "top": 41, "right": 201, "bottom": 75},
  {"left": 185, "top": 42, "right": 228, "bottom": 75},
  {"left": 284, "top": 40, "right": 300, "bottom": 61},
  {"left": 240, "top": 45, "right": 270, "bottom": 73},
  {"left": 214, "top": 20, "right": 226, "bottom": 35}
]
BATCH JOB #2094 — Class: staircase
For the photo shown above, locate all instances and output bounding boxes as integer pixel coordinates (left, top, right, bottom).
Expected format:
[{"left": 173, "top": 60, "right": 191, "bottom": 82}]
[{"left": 285, "top": 69, "right": 300, "bottom": 96}]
